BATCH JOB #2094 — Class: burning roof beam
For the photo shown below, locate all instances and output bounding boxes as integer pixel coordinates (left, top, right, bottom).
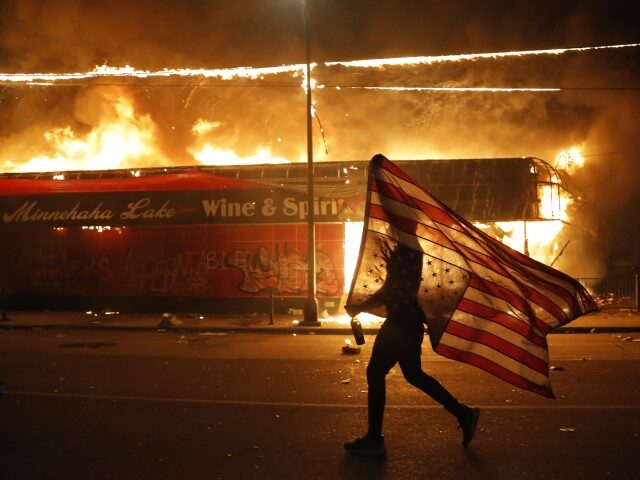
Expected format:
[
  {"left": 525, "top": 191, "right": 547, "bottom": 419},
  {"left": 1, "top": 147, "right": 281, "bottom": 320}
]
[{"left": 0, "top": 43, "right": 638, "bottom": 86}]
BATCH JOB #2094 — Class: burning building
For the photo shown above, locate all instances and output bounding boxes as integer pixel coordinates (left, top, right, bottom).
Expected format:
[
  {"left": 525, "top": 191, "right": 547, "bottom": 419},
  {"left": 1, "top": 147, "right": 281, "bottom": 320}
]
[{"left": 0, "top": 156, "right": 570, "bottom": 314}]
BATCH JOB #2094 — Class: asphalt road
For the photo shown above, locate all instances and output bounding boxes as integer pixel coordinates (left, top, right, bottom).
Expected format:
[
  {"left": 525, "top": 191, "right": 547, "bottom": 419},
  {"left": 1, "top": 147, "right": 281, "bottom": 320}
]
[{"left": 1, "top": 329, "right": 639, "bottom": 480}]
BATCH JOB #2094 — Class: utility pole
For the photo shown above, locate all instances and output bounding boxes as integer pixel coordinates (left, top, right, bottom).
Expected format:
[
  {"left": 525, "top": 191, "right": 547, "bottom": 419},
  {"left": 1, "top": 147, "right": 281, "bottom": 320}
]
[{"left": 299, "top": 0, "right": 320, "bottom": 326}]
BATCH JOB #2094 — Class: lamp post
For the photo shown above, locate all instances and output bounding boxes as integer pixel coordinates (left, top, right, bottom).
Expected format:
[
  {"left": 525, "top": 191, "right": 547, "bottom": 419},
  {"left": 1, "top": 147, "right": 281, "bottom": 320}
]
[{"left": 299, "top": 0, "right": 321, "bottom": 326}]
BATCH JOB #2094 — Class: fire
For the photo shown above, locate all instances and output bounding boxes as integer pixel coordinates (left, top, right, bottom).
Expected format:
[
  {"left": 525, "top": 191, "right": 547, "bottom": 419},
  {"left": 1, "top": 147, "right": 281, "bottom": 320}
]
[
  {"left": 337, "top": 86, "right": 560, "bottom": 92},
  {"left": 325, "top": 43, "right": 640, "bottom": 69},
  {"left": 483, "top": 220, "right": 565, "bottom": 263},
  {"left": 0, "top": 63, "right": 305, "bottom": 85},
  {"left": 190, "top": 118, "right": 296, "bottom": 166},
  {"left": 192, "top": 144, "right": 294, "bottom": 166},
  {"left": 10, "top": 90, "right": 165, "bottom": 173},
  {"left": 343, "top": 221, "right": 364, "bottom": 294},
  {"left": 539, "top": 175, "right": 572, "bottom": 221}
]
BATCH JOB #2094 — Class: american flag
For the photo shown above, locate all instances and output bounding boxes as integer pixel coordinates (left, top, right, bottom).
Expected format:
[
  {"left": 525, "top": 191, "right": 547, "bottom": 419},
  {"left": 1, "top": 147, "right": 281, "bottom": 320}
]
[{"left": 346, "top": 154, "right": 597, "bottom": 397}]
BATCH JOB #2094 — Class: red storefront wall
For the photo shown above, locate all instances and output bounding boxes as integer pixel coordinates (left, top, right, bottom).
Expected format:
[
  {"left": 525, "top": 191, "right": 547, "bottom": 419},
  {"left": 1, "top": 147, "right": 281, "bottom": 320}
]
[
  {"left": 1, "top": 222, "right": 344, "bottom": 312},
  {"left": 0, "top": 171, "right": 347, "bottom": 312}
]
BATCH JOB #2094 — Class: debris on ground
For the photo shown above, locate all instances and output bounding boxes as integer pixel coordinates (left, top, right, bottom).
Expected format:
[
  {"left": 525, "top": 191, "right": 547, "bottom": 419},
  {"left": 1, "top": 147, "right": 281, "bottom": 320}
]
[
  {"left": 550, "top": 365, "right": 565, "bottom": 371},
  {"left": 340, "top": 378, "right": 351, "bottom": 384},
  {"left": 342, "top": 344, "right": 361, "bottom": 354},
  {"left": 158, "top": 313, "right": 183, "bottom": 330},
  {"left": 559, "top": 427, "right": 576, "bottom": 432},
  {"left": 342, "top": 338, "right": 361, "bottom": 354}
]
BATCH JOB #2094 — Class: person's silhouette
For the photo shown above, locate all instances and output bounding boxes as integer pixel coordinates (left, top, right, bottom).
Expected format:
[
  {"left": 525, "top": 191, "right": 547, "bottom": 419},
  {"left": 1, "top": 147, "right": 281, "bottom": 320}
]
[{"left": 344, "top": 241, "right": 479, "bottom": 456}]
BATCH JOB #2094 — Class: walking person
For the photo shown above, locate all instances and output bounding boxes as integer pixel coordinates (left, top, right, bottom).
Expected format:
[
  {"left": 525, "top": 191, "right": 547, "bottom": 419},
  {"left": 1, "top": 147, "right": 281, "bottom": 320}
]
[{"left": 344, "top": 242, "right": 480, "bottom": 456}]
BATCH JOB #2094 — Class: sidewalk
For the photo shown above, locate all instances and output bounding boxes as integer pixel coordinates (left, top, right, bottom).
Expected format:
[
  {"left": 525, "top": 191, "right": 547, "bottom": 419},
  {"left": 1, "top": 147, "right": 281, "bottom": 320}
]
[{"left": 1, "top": 309, "right": 639, "bottom": 334}]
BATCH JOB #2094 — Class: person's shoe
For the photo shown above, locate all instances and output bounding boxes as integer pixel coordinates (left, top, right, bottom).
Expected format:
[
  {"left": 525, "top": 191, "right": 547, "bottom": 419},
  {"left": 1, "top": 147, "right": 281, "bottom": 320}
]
[
  {"left": 344, "top": 434, "right": 387, "bottom": 457},
  {"left": 458, "top": 406, "right": 480, "bottom": 447}
]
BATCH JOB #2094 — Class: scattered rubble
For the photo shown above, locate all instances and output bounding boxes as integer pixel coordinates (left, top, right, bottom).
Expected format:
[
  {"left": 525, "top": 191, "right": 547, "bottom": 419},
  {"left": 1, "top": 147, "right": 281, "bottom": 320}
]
[
  {"left": 341, "top": 338, "right": 361, "bottom": 354},
  {"left": 158, "top": 313, "right": 183, "bottom": 330}
]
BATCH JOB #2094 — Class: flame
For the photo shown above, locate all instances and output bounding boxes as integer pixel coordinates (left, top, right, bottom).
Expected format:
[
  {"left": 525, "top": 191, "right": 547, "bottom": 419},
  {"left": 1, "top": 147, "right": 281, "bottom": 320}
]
[
  {"left": 192, "top": 144, "right": 293, "bottom": 166},
  {"left": 0, "top": 63, "right": 305, "bottom": 84},
  {"left": 11, "top": 92, "right": 164, "bottom": 173},
  {"left": 336, "top": 86, "right": 560, "bottom": 92},
  {"left": 325, "top": 43, "right": 640, "bottom": 68},
  {"left": 324, "top": 312, "right": 384, "bottom": 326},
  {"left": 1, "top": 43, "right": 637, "bottom": 85},
  {"left": 343, "top": 221, "right": 364, "bottom": 293},
  {"left": 189, "top": 118, "right": 296, "bottom": 166},
  {"left": 539, "top": 176, "right": 572, "bottom": 221},
  {"left": 482, "top": 220, "right": 566, "bottom": 263}
]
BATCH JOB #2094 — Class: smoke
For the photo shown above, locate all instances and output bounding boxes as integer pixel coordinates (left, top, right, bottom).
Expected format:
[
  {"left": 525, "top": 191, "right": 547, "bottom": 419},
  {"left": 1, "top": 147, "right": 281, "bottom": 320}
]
[{"left": 0, "top": 0, "right": 638, "bottom": 274}]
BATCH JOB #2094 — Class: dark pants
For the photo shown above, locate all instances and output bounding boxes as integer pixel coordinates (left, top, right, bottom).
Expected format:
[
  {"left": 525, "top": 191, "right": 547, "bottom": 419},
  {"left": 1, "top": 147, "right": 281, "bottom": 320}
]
[{"left": 367, "top": 320, "right": 464, "bottom": 437}]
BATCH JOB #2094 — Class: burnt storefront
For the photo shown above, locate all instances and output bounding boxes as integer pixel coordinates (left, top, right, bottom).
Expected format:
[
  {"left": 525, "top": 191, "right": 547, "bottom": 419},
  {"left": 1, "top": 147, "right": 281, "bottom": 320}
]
[
  {"left": 0, "top": 171, "right": 351, "bottom": 313},
  {"left": 0, "top": 157, "right": 564, "bottom": 314}
]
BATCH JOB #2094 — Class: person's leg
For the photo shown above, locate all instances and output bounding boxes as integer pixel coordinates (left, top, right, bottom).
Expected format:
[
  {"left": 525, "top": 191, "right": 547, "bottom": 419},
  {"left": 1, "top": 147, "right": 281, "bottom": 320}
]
[
  {"left": 366, "top": 329, "right": 397, "bottom": 438},
  {"left": 398, "top": 351, "right": 466, "bottom": 417},
  {"left": 344, "top": 326, "right": 396, "bottom": 456},
  {"left": 397, "top": 336, "right": 480, "bottom": 446}
]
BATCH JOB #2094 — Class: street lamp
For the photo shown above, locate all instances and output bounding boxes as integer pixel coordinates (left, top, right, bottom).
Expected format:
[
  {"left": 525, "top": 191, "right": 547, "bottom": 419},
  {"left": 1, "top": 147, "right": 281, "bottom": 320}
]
[{"left": 299, "top": 0, "right": 321, "bottom": 326}]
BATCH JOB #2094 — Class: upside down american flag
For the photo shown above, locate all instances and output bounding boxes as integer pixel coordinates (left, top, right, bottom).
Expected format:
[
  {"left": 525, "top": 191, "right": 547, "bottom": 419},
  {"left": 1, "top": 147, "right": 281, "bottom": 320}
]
[{"left": 345, "top": 154, "right": 597, "bottom": 397}]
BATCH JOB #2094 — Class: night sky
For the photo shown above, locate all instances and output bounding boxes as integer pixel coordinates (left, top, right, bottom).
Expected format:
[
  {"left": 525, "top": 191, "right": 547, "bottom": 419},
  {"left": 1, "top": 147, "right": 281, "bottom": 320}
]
[{"left": 0, "top": 0, "right": 638, "bottom": 274}]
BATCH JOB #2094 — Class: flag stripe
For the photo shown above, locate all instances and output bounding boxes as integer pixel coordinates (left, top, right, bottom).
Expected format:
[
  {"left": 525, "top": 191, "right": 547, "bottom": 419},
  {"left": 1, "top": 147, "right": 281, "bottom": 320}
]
[
  {"left": 435, "top": 343, "right": 554, "bottom": 398},
  {"left": 460, "top": 223, "right": 585, "bottom": 315},
  {"left": 374, "top": 158, "right": 592, "bottom": 317},
  {"left": 369, "top": 207, "right": 573, "bottom": 327},
  {"left": 486, "top": 229, "right": 595, "bottom": 298},
  {"left": 370, "top": 191, "right": 440, "bottom": 231},
  {"left": 457, "top": 298, "right": 547, "bottom": 348},
  {"left": 438, "top": 331, "right": 548, "bottom": 386},
  {"left": 367, "top": 218, "right": 470, "bottom": 270},
  {"left": 468, "top": 274, "right": 553, "bottom": 332},
  {"left": 372, "top": 177, "right": 465, "bottom": 233},
  {"left": 347, "top": 155, "right": 597, "bottom": 398},
  {"left": 463, "top": 286, "right": 532, "bottom": 326},
  {"left": 445, "top": 318, "right": 549, "bottom": 374},
  {"left": 451, "top": 310, "right": 548, "bottom": 361},
  {"left": 368, "top": 204, "right": 456, "bottom": 250}
]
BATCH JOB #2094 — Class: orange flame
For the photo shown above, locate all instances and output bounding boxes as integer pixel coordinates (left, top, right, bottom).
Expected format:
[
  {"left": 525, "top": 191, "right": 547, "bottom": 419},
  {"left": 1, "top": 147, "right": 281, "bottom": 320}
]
[{"left": 9, "top": 91, "right": 165, "bottom": 173}]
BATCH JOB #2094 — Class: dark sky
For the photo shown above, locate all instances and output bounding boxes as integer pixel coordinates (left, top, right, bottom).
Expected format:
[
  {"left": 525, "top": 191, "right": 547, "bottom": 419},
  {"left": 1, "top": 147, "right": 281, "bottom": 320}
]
[
  {"left": 0, "top": 0, "right": 638, "bottom": 70},
  {"left": 0, "top": 0, "right": 638, "bottom": 275}
]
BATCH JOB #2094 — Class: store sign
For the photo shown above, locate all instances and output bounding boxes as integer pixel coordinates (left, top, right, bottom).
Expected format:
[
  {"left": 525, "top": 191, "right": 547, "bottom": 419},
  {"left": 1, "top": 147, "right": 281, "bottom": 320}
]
[{"left": 0, "top": 189, "right": 353, "bottom": 226}]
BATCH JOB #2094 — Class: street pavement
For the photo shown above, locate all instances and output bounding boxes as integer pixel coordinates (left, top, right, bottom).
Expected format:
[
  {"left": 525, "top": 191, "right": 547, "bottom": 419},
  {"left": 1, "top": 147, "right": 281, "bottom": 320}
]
[
  {"left": 1, "top": 328, "right": 639, "bottom": 480},
  {"left": 1, "top": 308, "right": 639, "bottom": 334}
]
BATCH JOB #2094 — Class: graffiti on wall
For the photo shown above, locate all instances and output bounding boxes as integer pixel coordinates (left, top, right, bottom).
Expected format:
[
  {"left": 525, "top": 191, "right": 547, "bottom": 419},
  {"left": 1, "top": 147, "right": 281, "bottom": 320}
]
[
  {"left": 122, "top": 250, "right": 222, "bottom": 296},
  {"left": 224, "top": 244, "right": 341, "bottom": 296},
  {"left": 0, "top": 226, "right": 343, "bottom": 297}
]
